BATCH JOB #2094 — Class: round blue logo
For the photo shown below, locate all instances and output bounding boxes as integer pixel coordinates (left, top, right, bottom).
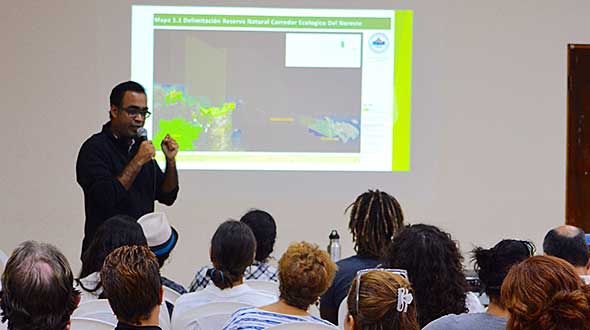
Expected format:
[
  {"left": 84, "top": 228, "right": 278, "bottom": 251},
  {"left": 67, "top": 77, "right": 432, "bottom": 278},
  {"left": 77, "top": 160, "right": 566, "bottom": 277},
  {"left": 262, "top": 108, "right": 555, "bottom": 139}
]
[{"left": 368, "top": 33, "right": 389, "bottom": 53}]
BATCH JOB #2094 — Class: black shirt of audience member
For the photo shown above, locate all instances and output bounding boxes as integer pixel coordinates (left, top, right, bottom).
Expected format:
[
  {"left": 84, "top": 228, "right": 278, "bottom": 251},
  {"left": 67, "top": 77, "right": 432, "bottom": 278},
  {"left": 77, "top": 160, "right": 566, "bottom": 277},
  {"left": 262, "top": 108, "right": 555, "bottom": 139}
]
[{"left": 77, "top": 122, "right": 178, "bottom": 255}]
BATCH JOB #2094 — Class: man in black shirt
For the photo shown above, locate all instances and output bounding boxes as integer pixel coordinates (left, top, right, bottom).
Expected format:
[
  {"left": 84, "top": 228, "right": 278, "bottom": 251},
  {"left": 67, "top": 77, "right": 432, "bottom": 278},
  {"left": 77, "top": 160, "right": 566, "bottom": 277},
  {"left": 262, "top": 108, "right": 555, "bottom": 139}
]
[{"left": 76, "top": 81, "right": 179, "bottom": 256}]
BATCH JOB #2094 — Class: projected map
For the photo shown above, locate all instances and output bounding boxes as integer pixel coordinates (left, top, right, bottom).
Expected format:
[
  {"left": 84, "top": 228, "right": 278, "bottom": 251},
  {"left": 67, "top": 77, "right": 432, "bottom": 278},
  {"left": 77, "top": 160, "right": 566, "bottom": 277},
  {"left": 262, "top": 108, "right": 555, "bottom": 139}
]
[{"left": 153, "top": 30, "right": 361, "bottom": 153}]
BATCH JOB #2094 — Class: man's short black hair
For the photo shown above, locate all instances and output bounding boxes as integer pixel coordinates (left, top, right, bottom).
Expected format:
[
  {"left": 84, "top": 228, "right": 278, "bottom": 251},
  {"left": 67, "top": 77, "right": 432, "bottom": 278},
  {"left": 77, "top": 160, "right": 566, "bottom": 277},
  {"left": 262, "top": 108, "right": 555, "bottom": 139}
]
[
  {"left": 543, "top": 225, "right": 589, "bottom": 267},
  {"left": 110, "top": 81, "right": 145, "bottom": 108}
]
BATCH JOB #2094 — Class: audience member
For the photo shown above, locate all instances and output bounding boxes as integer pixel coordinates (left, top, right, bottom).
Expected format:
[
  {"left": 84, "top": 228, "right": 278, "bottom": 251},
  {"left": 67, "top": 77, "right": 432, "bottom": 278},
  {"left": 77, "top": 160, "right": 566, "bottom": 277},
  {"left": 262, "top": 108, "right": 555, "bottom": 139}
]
[
  {"left": 138, "top": 212, "right": 186, "bottom": 294},
  {"left": 224, "top": 241, "right": 336, "bottom": 330},
  {"left": 543, "top": 225, "right": 590, "bottom": 281},
  {"left": 502, "top": 255, "right": 590, "bottom": 330},
  {"left": 382, "top": 224, "right": 476, "bottom": 327},
  {"left": 424, "top": 239, "right": 534, "bottom": 330},
  {"left": 189, "top": 209, "right": 278, "bottom": 291},
  {"left": 0, "top": 241, "right": 80, "bottom": 330},
  {"left": 101, "top": 245, "right": 163, "bottom": 330},
  {"left": 320, "top": 189, "right": 405, "bottom": 324},
  {"left": 173, "top": 220, "right": 276, "bottom": 324},
  {"left": 75, "top": 215, "right": 147, "bottom": 303},
  {"left": 344, "top": 269, "right": 419, "bottom": 330}
]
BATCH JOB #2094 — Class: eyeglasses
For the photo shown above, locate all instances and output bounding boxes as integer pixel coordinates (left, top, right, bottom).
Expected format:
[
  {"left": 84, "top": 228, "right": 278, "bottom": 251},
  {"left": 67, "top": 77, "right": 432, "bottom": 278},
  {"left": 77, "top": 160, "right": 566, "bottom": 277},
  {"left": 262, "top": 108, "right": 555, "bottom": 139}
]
[
  {"left": 355, "top": 268, "right": 410, "bottom": 314},
  {"left": 120, "top": 106, "right": 151, "bottom": 119}
]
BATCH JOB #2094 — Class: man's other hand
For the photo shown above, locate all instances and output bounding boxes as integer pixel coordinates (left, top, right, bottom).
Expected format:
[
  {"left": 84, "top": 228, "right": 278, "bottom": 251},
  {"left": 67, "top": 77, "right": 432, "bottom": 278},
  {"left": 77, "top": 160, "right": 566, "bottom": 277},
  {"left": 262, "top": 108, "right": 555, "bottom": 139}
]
[{"left": 161, "top": 134, "right": 179, "bottom": 161}]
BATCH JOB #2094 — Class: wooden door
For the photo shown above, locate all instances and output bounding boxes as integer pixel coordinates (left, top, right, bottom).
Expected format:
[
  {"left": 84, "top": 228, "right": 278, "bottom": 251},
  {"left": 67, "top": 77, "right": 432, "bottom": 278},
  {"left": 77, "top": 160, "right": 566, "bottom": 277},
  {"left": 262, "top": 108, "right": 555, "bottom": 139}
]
[{"left": 566, "top": 44, "right": 590, "bottom": 231}]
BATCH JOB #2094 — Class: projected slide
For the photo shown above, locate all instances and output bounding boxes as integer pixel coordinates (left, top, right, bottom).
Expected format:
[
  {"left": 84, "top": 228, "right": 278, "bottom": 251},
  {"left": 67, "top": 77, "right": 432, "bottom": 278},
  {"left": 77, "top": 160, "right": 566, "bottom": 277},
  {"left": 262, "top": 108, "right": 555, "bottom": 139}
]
[{"left": 132, "top": 6, "right": 412, "bottom": 171}]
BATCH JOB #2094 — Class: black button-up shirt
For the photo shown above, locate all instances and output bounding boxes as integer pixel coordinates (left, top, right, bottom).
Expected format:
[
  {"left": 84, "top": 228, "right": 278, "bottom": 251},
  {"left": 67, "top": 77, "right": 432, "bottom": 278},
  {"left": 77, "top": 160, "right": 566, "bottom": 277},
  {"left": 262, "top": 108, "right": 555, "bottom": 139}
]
[{"left": 76, "top": 122, "right": 179, "bottom": 255}]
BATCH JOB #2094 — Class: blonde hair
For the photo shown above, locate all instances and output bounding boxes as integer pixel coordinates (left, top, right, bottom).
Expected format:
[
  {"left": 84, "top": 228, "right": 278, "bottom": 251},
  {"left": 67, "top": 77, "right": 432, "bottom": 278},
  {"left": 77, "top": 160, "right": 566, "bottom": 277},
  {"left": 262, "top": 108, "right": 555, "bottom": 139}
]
[{"left": 278, "top": 241, "right": 337, "bottom": 310}]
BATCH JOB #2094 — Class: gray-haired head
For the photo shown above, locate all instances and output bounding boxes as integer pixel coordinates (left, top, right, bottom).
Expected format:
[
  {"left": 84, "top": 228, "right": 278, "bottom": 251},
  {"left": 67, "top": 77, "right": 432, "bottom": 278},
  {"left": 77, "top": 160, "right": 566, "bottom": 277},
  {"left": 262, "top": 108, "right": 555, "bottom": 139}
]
[{"left": 0, "top": 241, "right": 79, "bottom": 330}]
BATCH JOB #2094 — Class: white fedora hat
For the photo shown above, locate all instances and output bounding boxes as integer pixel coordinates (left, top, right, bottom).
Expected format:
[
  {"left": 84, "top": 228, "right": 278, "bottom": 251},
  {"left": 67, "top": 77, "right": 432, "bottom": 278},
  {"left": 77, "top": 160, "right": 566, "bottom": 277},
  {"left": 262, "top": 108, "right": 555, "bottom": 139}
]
[{"left": 138, "top": 212, "right": 178, "bottom": 256}]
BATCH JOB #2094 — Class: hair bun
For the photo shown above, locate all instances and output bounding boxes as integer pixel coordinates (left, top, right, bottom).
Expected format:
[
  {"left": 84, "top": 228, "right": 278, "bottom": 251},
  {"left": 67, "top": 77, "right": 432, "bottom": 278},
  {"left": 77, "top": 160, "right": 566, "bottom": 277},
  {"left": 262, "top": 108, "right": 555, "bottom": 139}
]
[
  {"left": 473, "top": 247, "right": 494, "bottom": 270},
  {"left": 537, "top": 289, "right": 590, "bottom": 328}
]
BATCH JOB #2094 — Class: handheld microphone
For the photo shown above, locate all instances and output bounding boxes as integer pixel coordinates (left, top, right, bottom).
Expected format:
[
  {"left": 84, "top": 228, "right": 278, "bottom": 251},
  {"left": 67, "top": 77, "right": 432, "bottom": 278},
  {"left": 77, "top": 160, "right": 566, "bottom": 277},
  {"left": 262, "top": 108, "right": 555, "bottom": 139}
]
[
  {"left": 137, "top": 127, "right": 148, "bottom": 142},
  {"left": 136, "top": 127, "right": 157, "bottom": 199}
]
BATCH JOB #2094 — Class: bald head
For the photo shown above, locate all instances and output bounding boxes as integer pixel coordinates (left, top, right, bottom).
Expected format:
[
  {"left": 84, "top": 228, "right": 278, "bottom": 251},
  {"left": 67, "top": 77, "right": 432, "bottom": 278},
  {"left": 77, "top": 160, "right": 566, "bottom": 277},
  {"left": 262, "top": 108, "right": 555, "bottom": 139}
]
[
  {"left": 543, "top": 225, "right": 589, "bottom": 268},
  {"left": 555, "top": 225, "right": 583, "bottom": 237},
  {"left": 0, "top": 241, "right": 79, "bottom": 330}
]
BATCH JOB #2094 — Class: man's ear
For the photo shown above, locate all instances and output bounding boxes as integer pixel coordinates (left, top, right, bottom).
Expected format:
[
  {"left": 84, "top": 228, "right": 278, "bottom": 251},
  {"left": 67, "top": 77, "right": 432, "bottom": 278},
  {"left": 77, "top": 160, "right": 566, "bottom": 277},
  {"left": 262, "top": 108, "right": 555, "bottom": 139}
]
[
  {"left": 585, "top": 259, "right": 590, "bottom": 274},
  {"left": 110, "top": 105, "right": 119, "bottom": 119},
  {"left": 159, "top": 285, "right": 164, "bottom": 305},
  {"left": 210, "top": 246, "right": 217, "bottom": 268}
]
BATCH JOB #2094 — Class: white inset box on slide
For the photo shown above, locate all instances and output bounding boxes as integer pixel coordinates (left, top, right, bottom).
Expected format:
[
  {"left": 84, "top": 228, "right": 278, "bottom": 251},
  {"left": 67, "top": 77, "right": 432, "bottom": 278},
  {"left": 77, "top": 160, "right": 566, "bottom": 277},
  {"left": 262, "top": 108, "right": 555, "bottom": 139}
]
[{"left": 285, "top": 33, "right": 361, "bottom": 68}]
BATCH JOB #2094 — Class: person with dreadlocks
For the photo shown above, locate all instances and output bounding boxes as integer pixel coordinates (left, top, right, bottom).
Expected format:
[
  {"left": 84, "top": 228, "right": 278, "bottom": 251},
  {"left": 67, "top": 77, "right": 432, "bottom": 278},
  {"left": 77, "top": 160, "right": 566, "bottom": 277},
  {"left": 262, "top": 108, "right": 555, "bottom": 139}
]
[{"left": 320, "top": 189, "right": 405, "bottom": 325}]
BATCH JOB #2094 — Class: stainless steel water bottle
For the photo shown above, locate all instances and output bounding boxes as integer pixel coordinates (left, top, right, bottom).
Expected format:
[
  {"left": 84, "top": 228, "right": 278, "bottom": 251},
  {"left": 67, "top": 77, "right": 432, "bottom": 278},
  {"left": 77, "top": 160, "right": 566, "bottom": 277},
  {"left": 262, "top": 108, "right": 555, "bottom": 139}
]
[{"left": 328, "top": 229, "right": 341, "bottom": 262}]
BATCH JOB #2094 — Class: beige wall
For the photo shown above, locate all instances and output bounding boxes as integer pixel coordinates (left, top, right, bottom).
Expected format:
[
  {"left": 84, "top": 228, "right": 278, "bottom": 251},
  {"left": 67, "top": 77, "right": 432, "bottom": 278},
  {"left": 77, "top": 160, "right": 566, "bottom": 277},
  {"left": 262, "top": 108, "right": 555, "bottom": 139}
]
[{"left": 1, "top": 0, "right": 587, "bottom": 286}]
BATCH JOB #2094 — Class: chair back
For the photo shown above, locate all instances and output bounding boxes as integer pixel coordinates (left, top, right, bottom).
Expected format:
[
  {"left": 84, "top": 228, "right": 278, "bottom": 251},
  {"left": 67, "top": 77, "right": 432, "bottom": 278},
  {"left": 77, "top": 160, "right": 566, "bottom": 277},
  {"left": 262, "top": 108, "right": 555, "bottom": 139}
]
[
  {"left": 164, "top": 286, "right": 182, "bottom": 304},
  {"left": 267, "top": 322, "right": 338, "bottom": 330},
  {"left": 70, "top": 317, "right": 115, "bottom": 330},
  {"left": 72, "top": 299, "right": 117, "bottom": 324},
  {"left": 308, "top": 303, "right": 320, "bottom": 318},
  {"left": 172, "top": 302, "right": 252, "bottom": 330},
  {"left": 159, "top": 301, "right": 172, "bottom": 330},
  {"left": 337, "top": 298, "right": 348, "bottom": 329},
  {"left": 244, "top": 280, "right": 280, "bottom": 296},
  {"left": 0, "top": 249, "right": 9, "bottom": 271},
  {"left": 73, "top": 298, "right": 170, "bottom": 330}
]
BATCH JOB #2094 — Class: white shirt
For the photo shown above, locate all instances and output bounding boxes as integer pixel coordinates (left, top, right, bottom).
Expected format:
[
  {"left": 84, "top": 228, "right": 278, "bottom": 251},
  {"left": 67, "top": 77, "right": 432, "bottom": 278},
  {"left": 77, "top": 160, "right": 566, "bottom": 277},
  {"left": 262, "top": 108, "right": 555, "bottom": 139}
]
[
  {"left": 466, "top": 291, "right": 486, "bottom": 313},
  {"left": 172, "top": 283, "right": 278, "bottom": 325}
]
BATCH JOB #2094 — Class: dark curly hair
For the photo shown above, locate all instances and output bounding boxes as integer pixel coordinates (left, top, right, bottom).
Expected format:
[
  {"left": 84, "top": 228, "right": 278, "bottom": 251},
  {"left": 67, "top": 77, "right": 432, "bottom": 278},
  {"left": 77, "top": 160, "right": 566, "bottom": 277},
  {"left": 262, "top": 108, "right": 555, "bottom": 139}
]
[
  {"left": 382, "top": 224, "right": 468, "bottom": 327},
  {"left": 472, "top": 239, "right": 534, "bottom": 305},
  {"left": 347, "top": 190, "right": 404, "bottom": 258},
  {"left": 240, "top": 209, "right": 277, "bottom": 263}
]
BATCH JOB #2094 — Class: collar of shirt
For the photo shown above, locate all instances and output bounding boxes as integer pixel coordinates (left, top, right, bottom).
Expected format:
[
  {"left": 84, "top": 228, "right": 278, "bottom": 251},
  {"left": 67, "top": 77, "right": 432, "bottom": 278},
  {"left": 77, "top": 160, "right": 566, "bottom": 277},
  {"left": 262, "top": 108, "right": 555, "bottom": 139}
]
[
  {"left": 115, "top": 322, "right": 162, "bottom": 330},
  {"left": 102, "top": 122, "right": 139, "bottom": 154}
]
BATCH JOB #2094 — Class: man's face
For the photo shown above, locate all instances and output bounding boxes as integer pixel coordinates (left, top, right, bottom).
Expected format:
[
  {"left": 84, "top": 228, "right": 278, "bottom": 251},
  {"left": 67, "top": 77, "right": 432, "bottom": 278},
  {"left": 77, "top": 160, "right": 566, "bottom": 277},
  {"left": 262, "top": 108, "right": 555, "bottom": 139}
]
[{"left": 110, "top": 91, "right": 148, "bottom": 139}]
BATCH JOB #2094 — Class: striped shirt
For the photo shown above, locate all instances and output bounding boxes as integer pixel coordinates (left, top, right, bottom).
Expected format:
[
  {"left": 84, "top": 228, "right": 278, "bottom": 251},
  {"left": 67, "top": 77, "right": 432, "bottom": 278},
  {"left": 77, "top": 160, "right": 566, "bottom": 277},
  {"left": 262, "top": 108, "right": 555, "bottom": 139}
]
[{"left": 223, "top": 307, "right": 335, "bottom": 330}]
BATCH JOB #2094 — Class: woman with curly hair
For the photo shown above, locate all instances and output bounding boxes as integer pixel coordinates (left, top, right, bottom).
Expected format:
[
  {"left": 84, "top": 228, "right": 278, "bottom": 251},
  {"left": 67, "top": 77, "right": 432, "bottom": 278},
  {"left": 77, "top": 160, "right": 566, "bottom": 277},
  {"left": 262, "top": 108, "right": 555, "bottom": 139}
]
[
  {"left": 382, "top": 224, "right": 479, "bottom": 327},
  {"left": 501, "top": 255, "right": 590, "bottom": 330},
  {"left": 224, "top": 241, "right": 337, "bottom": 329},
  {"left": 344, "top": 270, "right": 420, "bottom": 330},
  {"left": 424, "top": 239, "right": 535, "bottom": 330}
]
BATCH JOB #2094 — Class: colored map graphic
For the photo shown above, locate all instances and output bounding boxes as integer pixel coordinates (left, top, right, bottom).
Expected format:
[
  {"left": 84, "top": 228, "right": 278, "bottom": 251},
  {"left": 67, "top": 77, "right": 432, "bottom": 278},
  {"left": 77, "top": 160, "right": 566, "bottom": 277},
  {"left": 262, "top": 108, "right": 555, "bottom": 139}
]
[
  {"left": 153, "top": 84, "right": 238, "bottom": 151},
  {"left": 152, "top": 83, "right": 360, "bottom": 152},
  {"left": 302, "top": 117, "right": 360, "bottom": 144}
]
